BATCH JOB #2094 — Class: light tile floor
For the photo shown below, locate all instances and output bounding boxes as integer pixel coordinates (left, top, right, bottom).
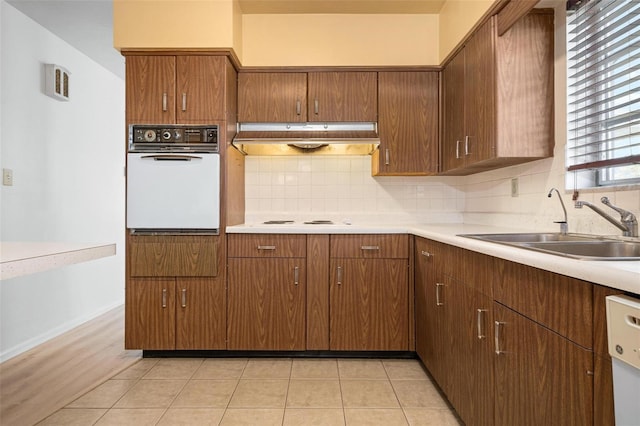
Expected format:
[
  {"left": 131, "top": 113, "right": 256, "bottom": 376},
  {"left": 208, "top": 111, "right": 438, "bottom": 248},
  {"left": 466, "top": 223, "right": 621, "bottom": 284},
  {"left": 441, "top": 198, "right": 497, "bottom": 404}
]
[{"left": 37, "top": 358, "right": 461, "bottom": 426}]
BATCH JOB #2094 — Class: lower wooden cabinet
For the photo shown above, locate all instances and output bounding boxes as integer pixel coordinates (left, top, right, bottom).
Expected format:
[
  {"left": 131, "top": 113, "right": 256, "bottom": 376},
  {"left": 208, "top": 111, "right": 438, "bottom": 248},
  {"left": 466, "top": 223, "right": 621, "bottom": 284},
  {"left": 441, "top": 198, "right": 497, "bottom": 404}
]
[
  {"left": 329, "top": 258, "right": 408, "bottom": 350},
  {"left": 227, "top": 234, "right": 307, "bottom": 350},
  {"left": 227, "top": 258, "right": 306, "bottom": 350},
  {"left": 493, "top": 302, "right": 593, "bottom": 426},
  {"left": 125, "top": 277, "right": 226, "bottom": 350},
  {"left": 414, "top": 236, "right": 605, "bottom": 426},
  {"left": 330, "top": 234, "right": 410, "bottom": 351}
]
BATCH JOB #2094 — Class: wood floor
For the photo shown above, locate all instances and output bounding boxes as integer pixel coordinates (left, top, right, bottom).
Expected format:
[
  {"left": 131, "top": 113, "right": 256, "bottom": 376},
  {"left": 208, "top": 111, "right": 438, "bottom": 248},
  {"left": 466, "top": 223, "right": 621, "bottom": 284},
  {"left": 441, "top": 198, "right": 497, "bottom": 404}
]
[{"left": 0, "top": 305, "right": 141, "bottom": 426}]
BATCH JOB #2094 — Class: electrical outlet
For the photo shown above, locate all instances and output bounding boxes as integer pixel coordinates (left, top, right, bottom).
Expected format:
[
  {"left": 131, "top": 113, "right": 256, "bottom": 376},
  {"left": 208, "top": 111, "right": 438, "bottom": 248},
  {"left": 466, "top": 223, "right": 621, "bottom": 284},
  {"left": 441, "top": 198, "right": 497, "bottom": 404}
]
[
  {"left": 2, "top": 168, "right": 13, "bottom": 186},
  {"left": 511, "top": 177, "right": 519, "bottom": 197}
]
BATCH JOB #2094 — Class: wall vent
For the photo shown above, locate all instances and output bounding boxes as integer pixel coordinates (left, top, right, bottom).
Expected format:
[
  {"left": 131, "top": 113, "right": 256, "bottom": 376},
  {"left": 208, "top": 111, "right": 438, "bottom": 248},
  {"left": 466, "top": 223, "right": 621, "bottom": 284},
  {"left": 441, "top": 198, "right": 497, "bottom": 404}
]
[{"left": 44, "top": 64, "right": 70, "bottom": 101}]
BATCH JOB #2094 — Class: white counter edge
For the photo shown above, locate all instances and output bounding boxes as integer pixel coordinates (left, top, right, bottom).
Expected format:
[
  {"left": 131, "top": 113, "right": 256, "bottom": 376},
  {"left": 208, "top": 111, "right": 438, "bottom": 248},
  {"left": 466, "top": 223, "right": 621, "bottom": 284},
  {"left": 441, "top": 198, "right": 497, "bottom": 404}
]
[{"left": 1, "top": 242, "right": 117, "bottom": 280}]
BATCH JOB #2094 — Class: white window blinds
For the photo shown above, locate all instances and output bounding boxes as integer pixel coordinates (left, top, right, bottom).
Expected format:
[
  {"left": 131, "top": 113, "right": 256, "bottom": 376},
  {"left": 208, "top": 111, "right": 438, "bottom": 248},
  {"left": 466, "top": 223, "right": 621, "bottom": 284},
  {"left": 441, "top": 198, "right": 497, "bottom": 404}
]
[{"left": 566, "top": 0, "right": 640, "bottom": 178}]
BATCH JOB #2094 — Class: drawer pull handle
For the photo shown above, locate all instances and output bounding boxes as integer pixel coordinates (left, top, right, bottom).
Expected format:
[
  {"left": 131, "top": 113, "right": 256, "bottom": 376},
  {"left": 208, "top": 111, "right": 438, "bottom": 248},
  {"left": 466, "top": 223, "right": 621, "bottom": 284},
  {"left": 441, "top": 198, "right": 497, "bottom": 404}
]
[
  {"left": 361, "top": 245, "right": 380, "bottom": 251},
  {"left": 181, "top": 288, "right": 187, "bottom": 308},
  {"left": 162, "top": 288, "right": 167, "bottom": 308},
  {"left": 495, "top": 321, "right": 505, "bottom": 355},
  {"left": 296, "top": 100, "right": 301, "bottom": 115},
  {"left": 162, "top": 93, "right": 168, "bottom": 112},
  {"left": 455, "top": 140, "right": 461, "bottom": 159},
  {"left": 421, "top": 250, "right": 432, "bottom": 257},
  {"left": 464, "top": 135, "right": 470, "bottom": 156},
  {"left": 436, "top": 283, "right": 444, "bottom": 306},
  {"left": 385, "top": 149, "right": 390, "bottom": 165},
  {"left": 337, "top": 266, "right": 343, "bottom": 286},
  {"left": 257, "top": 245, "right": 276, "bottom": 250},
  {"left": 294, "top": 266, "right": 299, "bottom": 286},
  {"left": 314, "top": 99, "right": 319, "bottom": 115},
  {"left": 477, "top": 309, "right": 487, "bottom": 339},
  {"left": 182, "top": 93, "right": 187, "bottom": 111}
]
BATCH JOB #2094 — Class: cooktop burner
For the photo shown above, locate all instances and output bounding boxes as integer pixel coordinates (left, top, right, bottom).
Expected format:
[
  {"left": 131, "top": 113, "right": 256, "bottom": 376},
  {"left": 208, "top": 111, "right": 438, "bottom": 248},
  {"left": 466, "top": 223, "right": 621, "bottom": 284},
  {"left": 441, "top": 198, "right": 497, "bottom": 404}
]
[
  {"left": 303, "top": 220, "right": 334, "bottom": 225},
  {"left": 262, "top": 220, "right": 294, "bottom": 224}
]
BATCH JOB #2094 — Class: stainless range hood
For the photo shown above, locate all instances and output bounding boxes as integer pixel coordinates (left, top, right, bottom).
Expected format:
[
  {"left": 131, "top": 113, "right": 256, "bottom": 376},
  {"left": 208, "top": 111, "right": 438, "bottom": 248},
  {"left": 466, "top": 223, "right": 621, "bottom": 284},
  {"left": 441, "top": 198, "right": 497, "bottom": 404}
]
[{"left": 232, "top": 122, "right": 380, "bottom": 155}]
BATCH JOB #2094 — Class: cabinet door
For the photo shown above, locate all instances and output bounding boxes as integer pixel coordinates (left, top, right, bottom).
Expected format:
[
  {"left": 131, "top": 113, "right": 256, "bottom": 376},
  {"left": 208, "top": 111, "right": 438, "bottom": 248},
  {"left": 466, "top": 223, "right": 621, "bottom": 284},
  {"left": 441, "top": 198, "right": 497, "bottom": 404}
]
[
  {"left": 228, "top": 258, "right": 306, "bottom": 350},
  {"left": 126, "top": 56, "right": 176, "bottom": 124},
  {"left": 415, "top": 239, "right": 448, "bottom": 386},
  {"left": 125, "top": 278, "right": 175, "bottom": 350},
  {"left": 441, "top": 50, "right": 466, "bottom": 173},
  {"left": 375, "top": 72, "right": 439, "bottom": 175},
  {"left": 464, "top": 17, "right": 496, "bottom": 166},
  {"left": 330, "top": 258, "right": 408, "bottom": 350},
  {"left": 493, "top": 303, "right": 593, "bottom": 426},
  {"left": 451, "top": 279, "right": 494, "bottom": 426},
  {"left": 176, "top": 56, "right": 226, "bottom": 122},
  {"left": 308, "top": 72, "right": 377, "bottom": 122},
  {"left": 176, "top": 278, "right": 226, "bottom": 350},
  {"left": 238, "top": 72, "right": 307, "bottom": 122}
]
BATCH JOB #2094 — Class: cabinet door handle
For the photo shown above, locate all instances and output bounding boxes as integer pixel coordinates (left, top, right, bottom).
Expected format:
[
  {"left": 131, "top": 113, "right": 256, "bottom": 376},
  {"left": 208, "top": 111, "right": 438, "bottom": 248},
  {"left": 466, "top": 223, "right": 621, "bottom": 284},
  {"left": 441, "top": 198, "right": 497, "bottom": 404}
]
[
  {"left": 361, "top": 245, "right": 380, "bottom": 251},
  {"left": 455, "top": 140, "right": 461, "bottom": 159},
  {"left": 477, "top": 309, "right": 487, "bottom": 339},
  {"left": 182, "top": 93, "right": 187, "bottom": 112},
  {"left": 162, "top": 93, "right": 168, "bottom": 112},
  {"left": 464, "top": 136, "right": 470, "bottom": 156},
  {"left": 494, "top": 321, "right": 505, "bottom": 355},
  {"left": 162, "top": 288, "right": 167, "bottom": 308},
  {"left": 421, "top": 250, "right": 432, "bottom": 257},
  {"left": 385, "top": 148, "right": 390, "bottom": 165},
  {"left": 436, "top": 283, "right": 444, "bottom": 306},
  {"left": 314, "top": 99, "right": 319, "bottom": 115},
  {"left": 294, "top": 266, "right": 299, "bottom": 286},
  {"left": 257, "top": 245, "right": 276, "bottom": 250},
  {"left": 296, "top": 100, "right": 301, "bottom": 115},
  {"left": 337, "top": 266, "right": 343, "bottom": 286},
  {"left": 181, "top": 288, "right": 187, "bottom": 308}
]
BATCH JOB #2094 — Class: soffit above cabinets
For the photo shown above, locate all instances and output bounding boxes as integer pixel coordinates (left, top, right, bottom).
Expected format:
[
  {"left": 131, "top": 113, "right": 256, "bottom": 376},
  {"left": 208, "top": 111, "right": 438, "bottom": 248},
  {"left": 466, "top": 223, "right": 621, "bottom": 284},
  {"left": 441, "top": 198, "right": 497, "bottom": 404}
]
[{"left": 238, "top": 0, "right": 447, "bottom": 14}]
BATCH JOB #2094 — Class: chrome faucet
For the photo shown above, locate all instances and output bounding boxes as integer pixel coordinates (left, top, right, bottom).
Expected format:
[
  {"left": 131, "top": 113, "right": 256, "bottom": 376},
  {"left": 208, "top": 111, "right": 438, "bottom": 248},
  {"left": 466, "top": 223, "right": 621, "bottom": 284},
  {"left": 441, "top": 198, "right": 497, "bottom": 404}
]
[
  {"left": 574, "top": 196, "right": 638, "bottom": 237},
  {"left": 547, "top": 188, "right": 568, "bottom": 234}
]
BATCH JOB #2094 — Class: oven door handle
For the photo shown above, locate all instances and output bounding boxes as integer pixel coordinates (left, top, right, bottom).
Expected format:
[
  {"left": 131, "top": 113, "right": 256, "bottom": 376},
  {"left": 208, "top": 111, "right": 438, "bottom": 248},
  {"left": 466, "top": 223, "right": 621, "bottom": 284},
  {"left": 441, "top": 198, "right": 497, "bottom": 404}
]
[{"left": 140, "top": 154, "right": 203, "bottom": 161}]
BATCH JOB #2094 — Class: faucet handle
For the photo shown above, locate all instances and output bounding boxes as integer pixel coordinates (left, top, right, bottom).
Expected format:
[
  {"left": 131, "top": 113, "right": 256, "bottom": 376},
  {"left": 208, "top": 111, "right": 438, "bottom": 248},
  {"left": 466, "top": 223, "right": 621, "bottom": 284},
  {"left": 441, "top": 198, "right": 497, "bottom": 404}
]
[{"left": 601, "top": 197, "right": 637, "bottom": 220}]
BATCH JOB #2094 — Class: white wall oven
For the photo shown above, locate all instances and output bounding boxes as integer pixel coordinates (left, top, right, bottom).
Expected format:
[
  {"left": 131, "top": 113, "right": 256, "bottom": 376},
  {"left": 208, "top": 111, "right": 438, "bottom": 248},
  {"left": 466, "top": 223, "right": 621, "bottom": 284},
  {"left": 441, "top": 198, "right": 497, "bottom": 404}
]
[{"left": 126, "top": 125, "right": 220, "bottom": 235}]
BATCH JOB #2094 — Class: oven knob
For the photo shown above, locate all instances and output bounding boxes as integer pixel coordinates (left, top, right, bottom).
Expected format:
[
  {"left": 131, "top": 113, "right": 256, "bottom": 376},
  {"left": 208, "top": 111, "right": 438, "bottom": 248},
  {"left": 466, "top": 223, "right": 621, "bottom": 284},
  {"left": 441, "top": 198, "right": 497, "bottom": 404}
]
[
  {"left": 143, "top": 129, "right": 156, "bottom": 142},
  {"left": 174, "top": 130, "right": 182, "bottom": 140},
  {"left": 162, "top": 130, "right": 172, "bottom": 140}
]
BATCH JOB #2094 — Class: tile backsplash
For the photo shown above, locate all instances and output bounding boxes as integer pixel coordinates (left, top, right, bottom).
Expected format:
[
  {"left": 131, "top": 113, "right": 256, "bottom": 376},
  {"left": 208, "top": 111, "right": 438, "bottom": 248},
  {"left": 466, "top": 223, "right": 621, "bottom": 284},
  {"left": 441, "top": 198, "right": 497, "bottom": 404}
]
[
  {"left": 244, "top": 155, "right": 640, "bottom": 235},
  {"left": 244, "top": 156, "right": 465, "bottom": 224}
]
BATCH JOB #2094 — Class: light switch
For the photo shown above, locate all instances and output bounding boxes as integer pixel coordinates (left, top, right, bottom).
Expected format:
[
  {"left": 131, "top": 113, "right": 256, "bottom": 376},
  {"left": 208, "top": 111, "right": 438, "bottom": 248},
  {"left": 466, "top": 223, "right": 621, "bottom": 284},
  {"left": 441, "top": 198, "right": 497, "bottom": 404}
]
[
  {"left": 2, "top": 168, "right": 13, "bottom": 186},
  {"left": 511, "top": 178, "right": 519, "bottom": 197}
]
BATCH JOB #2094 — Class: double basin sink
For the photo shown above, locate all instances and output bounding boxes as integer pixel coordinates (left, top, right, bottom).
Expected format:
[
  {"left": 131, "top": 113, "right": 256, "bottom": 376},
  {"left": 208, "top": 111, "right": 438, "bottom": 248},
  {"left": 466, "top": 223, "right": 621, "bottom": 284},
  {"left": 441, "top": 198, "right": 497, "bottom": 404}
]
[{"left": 459, "top": 232, "right": 640, "bottom": 261}]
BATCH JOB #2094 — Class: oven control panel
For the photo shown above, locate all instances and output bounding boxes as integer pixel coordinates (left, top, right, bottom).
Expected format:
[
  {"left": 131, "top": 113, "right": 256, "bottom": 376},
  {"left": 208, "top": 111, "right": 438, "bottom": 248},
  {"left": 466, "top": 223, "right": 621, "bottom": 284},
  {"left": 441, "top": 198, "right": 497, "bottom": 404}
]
[{"left": 129, "top": 125, "right": 219, "bottom": 152}]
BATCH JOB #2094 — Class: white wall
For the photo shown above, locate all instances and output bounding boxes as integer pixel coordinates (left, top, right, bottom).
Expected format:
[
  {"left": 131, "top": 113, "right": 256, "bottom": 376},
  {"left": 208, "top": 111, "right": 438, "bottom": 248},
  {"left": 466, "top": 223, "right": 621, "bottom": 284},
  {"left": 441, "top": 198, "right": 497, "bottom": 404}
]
[{"left": 0, "top": 2, "right": 125, "bottom": 361}]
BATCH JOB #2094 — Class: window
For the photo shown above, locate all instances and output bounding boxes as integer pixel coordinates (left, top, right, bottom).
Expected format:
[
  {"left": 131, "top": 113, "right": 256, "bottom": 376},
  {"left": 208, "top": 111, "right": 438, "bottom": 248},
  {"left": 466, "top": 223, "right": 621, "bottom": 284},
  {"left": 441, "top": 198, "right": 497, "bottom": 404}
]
[{"left": 566, "top": 0, "right": 640, "bottom": 188}]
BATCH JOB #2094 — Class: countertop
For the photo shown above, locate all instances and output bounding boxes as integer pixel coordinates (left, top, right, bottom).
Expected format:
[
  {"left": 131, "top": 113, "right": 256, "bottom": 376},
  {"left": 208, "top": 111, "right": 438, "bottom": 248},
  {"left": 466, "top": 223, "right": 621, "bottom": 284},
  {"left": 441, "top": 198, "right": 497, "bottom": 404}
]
[
  {"left": 1, "top": 242, "right": 117, "bottom": 280},
  {"left": 227, "top": 222, "right": 640, "bottom": 295}
]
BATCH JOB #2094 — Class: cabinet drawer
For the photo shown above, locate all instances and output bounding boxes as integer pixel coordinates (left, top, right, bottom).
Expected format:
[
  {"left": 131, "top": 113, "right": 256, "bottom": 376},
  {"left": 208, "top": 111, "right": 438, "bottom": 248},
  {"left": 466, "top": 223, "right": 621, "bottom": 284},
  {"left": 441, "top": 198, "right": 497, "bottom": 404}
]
[
  {"left": 330, "top": 234, "right": 408, "bottom": 258},
  {"left": 129, "top": 235, "right": 218, "bottom": 277},
  {"left": 228, "top": 234, "right": 306, "bottom": 258},
  {"left": 493, "top": 259, "right": 593, "bottom": 349}
]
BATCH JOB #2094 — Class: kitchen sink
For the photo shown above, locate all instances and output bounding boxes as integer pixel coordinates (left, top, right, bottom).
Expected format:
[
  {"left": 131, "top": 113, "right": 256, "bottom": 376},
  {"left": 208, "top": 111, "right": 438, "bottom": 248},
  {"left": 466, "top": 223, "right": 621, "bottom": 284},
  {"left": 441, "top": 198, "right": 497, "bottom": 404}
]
[
  {"left": 461, "top": 232, "right": 600, "bottom": 243},
  {"left": 458, "top": 233, "right": 640, "bottom": 260},
  {"left": 520, "top": 241, "right": 640, "bottom": 260}
]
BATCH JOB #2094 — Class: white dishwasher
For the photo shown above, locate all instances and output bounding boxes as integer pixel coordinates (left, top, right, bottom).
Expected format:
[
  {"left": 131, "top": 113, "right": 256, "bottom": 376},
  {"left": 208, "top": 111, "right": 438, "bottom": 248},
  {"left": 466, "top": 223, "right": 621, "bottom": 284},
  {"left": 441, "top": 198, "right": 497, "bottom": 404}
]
[{"left": 606, "top": 295, "right": 640, "bottom": 426}]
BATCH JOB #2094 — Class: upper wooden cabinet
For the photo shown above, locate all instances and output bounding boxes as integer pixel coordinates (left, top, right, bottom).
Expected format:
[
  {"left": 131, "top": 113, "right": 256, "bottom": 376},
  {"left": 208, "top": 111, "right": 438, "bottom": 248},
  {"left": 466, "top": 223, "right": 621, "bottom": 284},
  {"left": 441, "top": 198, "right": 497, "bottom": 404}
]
[
  {"left": 126, "top": 55, "right": 227, "bottom": 124},
  {"left": 238, "top": 72, "right": 307, "bottom": 122},
  {"left": 440, "top": 12, "right": 554, "bottom": 175},
  {"left": 307, "top": 72, "right": 377, "bottom": 122},
  {"left": 373, "top": 71, "right": 439, "bottom": 175},
  {"left": 237, "top": 71, "right": 377, "bottom": 123}
]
